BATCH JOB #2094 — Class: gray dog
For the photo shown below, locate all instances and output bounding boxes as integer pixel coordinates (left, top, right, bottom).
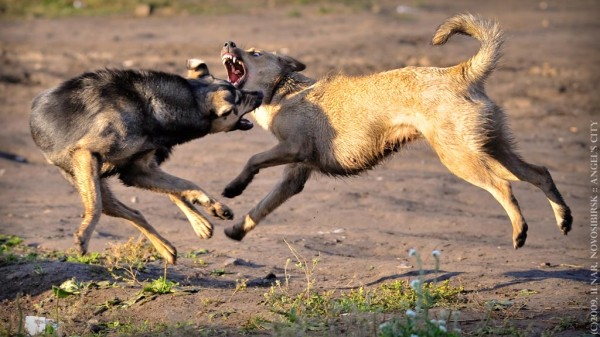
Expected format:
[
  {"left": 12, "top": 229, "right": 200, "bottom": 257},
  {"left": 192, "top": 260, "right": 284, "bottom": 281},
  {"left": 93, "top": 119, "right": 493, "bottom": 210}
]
[{"left": 30, "top": 61, "right": 263, "bottom": 264}]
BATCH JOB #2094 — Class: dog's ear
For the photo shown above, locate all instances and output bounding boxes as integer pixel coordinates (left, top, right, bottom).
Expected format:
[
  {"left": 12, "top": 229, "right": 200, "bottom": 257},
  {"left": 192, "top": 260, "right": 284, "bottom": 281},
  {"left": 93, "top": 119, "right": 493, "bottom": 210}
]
[
  {"left": 278, "top": 55, "right": 306, "bottom": 72},
  {"left": 186, "top": 58, "right": 211, "bottom": 79}
]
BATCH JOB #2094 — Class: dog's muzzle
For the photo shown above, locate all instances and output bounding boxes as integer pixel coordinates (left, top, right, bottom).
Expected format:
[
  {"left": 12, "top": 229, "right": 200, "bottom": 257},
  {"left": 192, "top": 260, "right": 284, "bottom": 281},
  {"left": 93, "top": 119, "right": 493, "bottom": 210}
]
[{"left": 222, "top": 41, "right": 246, "bottom": 88}]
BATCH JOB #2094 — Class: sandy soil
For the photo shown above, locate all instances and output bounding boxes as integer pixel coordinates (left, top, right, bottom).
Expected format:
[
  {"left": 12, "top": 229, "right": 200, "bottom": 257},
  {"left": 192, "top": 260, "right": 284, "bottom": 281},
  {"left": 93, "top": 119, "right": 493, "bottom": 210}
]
[{"left": 0, "top": 0, "right": 597, "bottom": 335}]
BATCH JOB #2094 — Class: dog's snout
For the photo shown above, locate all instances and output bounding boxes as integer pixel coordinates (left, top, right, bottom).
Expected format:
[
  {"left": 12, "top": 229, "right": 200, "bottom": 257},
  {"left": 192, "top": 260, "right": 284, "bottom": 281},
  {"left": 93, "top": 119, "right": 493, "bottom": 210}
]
[{"left": 224, "top": 41, "right": 236, "bottom": 50}]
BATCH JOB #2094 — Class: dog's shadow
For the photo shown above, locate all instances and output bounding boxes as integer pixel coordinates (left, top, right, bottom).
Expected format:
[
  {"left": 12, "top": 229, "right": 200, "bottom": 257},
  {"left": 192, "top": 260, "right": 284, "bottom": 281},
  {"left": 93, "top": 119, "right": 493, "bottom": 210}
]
[
  {"left": 334, "top": 269, "right": 463, "bottom": 290},
  {"left": 484, "top": 267, "right": 589, "bottom": 291},
  {"left": 347, "top": 266, "right": 588, "bottom": 292}
]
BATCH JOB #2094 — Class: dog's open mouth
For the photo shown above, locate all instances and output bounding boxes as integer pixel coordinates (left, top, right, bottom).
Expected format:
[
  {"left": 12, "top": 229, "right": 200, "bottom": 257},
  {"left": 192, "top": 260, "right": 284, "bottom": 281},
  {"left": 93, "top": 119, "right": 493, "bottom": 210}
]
[
  {"left": 222, "top": 53, "right": 246, "bottom": 87},
  {"left": 236, "top": 116, "right": 253, "bottom": 131}
]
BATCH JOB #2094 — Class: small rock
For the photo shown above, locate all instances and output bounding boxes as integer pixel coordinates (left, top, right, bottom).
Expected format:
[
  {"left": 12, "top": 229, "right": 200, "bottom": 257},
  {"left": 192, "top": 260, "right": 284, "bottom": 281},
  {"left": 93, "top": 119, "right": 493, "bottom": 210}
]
[
  {"left": 528, "top": 62, "right": 557, "bottom": 77},
  {"left": 130, "top": 196, "right": 138, "bottom": 204},
  {"left": 396, "top": 5, "right": 418, "bottom": 14},
  {"left": 264, "top": 272, "right": 277, "bottom": 280},
  {"left": 542, "top": 19, "right": 550, "bottom": 28},
  {"left": 223, "top": 258, "right": 251, "bottom": 267},
  {"left": 134, "top": 4, "right": 153, "bottom": 17}
]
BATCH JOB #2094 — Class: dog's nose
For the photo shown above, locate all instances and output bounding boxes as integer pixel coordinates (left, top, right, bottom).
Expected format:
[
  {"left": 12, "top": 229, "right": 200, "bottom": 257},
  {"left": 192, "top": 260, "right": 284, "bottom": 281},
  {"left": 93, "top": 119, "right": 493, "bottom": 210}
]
[{"left": 224, "top": 41, "right": 236, "bottom": 50}]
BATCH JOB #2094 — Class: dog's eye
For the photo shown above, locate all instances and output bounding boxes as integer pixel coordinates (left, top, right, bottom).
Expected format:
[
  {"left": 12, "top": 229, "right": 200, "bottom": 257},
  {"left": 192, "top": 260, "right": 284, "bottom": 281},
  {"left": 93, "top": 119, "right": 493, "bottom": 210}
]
[
  {"left": 252, "top": 51, "right": 261, "bottom": 57},
  {"left": 220, "top": 108, "right": 234, "bottom": 117}
]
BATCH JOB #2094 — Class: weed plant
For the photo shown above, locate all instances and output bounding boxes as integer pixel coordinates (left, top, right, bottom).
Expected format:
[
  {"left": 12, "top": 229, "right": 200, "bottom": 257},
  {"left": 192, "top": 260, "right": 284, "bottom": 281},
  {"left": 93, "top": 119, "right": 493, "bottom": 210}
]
[
  {"left": 264, "top": 242, "right": 463, "bottom": 336},
  {"left": 104, "top": 236, "right": 159, "bottom": 285}
]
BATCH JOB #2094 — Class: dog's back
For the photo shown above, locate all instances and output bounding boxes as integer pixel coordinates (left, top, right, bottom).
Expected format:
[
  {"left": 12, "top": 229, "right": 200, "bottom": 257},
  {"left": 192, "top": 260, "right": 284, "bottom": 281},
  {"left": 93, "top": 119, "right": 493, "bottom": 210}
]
[{"left": 30, "top": 69, "right": 210, "bottom": 173}]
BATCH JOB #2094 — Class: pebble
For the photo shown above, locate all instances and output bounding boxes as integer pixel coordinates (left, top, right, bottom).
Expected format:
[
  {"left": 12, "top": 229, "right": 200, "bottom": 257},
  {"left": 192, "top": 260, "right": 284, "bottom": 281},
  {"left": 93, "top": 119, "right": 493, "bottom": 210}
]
[
  {"left": 134, "top": 4, "right": 153, "bottom": 17},
  {"left": 223, "top": 258, "right": 252, "bottom": 267}
]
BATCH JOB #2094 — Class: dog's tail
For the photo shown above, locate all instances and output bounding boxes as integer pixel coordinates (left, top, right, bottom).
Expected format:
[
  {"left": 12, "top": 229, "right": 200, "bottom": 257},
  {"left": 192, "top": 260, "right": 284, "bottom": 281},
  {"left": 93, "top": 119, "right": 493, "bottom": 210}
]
[{"left": 432, "top": 13, "right": 503, "bottom": 85}]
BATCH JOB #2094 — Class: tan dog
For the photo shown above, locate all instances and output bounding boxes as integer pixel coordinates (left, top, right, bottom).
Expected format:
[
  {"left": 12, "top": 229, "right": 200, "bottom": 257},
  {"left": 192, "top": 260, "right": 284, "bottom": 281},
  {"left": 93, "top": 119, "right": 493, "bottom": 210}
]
[{"left": 218, "top": 13, "right": 572, "bottom": 249}]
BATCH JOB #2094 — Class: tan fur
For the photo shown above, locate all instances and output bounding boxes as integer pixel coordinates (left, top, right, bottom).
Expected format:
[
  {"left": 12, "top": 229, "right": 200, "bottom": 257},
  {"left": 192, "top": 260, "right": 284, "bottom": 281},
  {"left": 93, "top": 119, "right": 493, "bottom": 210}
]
[{"left": 219, "top": 13, "right": 572, "bottom": 248}]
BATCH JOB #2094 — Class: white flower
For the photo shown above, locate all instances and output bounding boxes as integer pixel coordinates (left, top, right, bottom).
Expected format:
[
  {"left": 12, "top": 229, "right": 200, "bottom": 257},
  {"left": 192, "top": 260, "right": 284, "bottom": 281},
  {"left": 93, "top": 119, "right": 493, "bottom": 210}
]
[
  {"left": 410, "top": 279, "right": 421, "bottom": 289},
  {"left": 438, "top": 325, "right": 447, "bottom": 332},
  {"left": 408, "top": 248, "right": 417, "bottom": 257},
  {"left": 432, "top": 250, "right": 441, "bottom": 257},
  {"left": 410, "top": 335, "right": 419, "bottom": 337},
  {"left": 430, "top": 319, "right": 438, "bottom": 325},
  {"left": 437, "top": 319, "right": 446, "bottom": 326},
  {"left": 379, "top": 321, "right": 391, "bottom": 330},
  {"left": 405, "top": 309, "right": 417, "bottom": 317}
]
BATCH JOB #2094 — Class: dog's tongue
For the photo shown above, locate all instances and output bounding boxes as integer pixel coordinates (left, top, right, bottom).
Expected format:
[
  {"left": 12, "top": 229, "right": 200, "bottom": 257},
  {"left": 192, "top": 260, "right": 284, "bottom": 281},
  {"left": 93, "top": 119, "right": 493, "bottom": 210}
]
[{"left": 237, "top": 118, "right": 253, "bottom": 131}]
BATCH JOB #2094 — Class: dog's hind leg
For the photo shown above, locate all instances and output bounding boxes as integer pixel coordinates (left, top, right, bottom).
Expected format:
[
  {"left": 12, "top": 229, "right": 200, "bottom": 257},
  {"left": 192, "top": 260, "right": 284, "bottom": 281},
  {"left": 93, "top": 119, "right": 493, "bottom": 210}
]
[
  {"left": 225, "top": 164, "right": 312, "bottom": 241},
  {"left": 435, "top": 149, "right": 529, "bottom": 249},
  {"left": 71, "top": 149, "right": 102, "bottom": 255},
  {"left": 168, "top": 195, "right": 214, "bottom": 239},
  {"left": 99, "top": 180, "right": 177, "bottom": 264},
  {"left": 486, "top": 144, "right": 572, "bottom": 236}
]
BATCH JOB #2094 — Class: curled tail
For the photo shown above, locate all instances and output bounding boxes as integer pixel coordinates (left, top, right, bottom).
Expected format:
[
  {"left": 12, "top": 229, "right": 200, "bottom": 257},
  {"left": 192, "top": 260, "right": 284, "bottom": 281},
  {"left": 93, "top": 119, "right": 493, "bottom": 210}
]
[{"left": 432, "top": 13, "right": 504, "bottom": 85}]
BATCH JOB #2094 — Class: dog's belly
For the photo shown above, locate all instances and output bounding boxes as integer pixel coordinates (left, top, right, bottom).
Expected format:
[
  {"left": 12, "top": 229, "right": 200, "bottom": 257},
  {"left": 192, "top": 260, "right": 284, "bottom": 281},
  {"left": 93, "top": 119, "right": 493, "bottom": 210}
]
[{"left": 317, "top": 124, "right": 421, "bottom": 176}]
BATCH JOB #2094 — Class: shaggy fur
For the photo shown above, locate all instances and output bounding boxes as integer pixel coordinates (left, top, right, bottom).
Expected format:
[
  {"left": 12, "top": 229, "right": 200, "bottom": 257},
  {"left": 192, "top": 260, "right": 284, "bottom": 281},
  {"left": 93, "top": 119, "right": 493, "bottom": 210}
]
[
  {"left": 30, "top": 61, "right": 263, "bottom": 264},
  {"left": 218, "top": 13, "right": 572, "bottom": 248}
]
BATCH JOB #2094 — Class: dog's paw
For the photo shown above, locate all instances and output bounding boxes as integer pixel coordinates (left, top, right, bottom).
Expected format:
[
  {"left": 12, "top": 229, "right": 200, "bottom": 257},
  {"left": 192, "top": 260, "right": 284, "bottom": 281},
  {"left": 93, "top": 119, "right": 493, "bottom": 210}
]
[
  {"left": 73, "top": 234, "right": 87, "bottom": 255},
  {"left": 209, "top": 202, "right": 234, "bottom": 220},
  {"left": 512, "top": 224, "right": 528, "bottom": 250},
  {"left": 222, "top": 183, "right": 245, "bottom": 199},
  {"left": 558, "top": 208, "right": 573, "bottom": 235},
  {"left": 189, "top": 217, "right": 213, "bottom": 239},
  {"left": 155, "top": 241, "right": 178, "bottom": 265},
  {"left": 224, "top": 226, "right": 246, "bottom": 241}
]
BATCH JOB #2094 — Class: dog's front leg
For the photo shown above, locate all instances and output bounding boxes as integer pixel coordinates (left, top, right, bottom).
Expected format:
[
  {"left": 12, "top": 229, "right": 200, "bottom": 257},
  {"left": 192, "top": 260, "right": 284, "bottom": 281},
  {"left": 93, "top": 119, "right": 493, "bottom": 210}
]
[
  {"left": 225, "top": 163, "right": 312, "bottom": 241},
  {"left": 168, "top": 195, "right": 214, "bottom": 239},
  {"left": 120, "top": 162, "right": 233, "bottom": 221},
  {"left": 223, "top": 143, "right": 300, "bottom": 198}
]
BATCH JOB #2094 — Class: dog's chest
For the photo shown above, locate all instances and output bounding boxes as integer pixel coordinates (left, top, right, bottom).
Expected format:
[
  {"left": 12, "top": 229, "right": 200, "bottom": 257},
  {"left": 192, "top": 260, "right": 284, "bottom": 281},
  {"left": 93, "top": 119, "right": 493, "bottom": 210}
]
[{"left": 252, "top": 106, "right": 273, "bottom": 130}]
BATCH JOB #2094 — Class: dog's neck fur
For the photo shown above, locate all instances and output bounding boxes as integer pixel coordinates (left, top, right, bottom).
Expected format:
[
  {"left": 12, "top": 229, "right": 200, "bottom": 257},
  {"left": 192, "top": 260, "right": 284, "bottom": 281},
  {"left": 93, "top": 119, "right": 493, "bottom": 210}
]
[
  {"left": 266, "top": 72, "right": 314, "bottom": 104},
  {"left": 251, "top": 72, "right": 314, "bottom": 131}
]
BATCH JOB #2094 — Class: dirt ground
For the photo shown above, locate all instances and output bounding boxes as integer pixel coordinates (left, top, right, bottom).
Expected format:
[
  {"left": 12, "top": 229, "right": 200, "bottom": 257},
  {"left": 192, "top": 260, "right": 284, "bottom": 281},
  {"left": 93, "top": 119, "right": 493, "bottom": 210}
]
[{"left": 0, "top": 0, "right": 597, "bottom": 335}]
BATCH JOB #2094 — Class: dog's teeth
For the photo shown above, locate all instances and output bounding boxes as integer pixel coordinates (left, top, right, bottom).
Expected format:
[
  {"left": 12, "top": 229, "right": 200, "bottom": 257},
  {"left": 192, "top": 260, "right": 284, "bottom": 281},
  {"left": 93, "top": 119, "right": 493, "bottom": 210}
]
[
  {"left": 222, "top": 55, "right": 233, "bottom": 64},
  {"left": 233, "top": 57, "right": 238, "bottom": 63}
]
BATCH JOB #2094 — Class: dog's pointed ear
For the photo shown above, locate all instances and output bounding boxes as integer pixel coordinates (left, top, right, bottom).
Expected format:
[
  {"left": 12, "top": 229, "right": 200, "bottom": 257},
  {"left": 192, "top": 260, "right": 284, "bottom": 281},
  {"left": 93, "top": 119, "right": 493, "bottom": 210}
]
[
  {"left": 186, "top": 58, "right": 211, "bottom": 79},
  {"left": 278, "top": 55, "right": 306, "bottom": 72}
]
